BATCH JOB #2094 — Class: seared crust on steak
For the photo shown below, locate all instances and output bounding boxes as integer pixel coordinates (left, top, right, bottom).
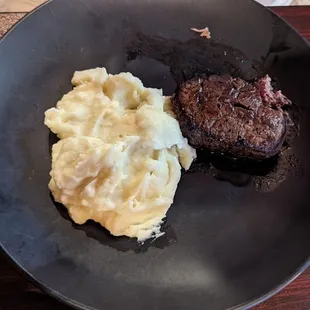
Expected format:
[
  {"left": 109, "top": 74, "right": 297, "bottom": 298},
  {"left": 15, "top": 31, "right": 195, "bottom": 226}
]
[{"left": 172, "top": 75, "right": 291, "bottom": 159}]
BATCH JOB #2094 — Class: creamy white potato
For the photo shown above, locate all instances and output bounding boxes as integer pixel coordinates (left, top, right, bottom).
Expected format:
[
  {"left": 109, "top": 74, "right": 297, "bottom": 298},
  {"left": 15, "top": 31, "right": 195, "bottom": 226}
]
[{"left": 45, "top": 68, "right": 196, "bottom": 240}]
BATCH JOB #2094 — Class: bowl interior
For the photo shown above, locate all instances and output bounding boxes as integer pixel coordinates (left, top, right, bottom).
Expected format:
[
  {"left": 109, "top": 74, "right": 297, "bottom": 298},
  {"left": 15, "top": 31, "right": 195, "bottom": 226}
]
[{"left": 0, "top": 1, "right": 309, "bottom": 309}]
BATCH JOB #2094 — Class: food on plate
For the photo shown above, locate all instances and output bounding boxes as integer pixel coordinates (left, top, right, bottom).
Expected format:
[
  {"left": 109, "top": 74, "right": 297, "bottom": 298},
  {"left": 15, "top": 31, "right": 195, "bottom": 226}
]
[
  {"left": 190, "top": 26, "right": 211, "bottom": 39},
  {"left": 172, "top": 75, "right": 292, "bottom": 160},
  {"left": 44, "top": 68, "right": 196, "bottom": 241}
]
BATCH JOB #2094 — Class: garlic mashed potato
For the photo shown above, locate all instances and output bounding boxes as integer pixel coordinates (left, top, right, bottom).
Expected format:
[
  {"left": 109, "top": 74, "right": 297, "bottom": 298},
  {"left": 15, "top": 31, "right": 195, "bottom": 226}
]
[{"left": 45, "top": 68, "right": 196, "bottom": 241}]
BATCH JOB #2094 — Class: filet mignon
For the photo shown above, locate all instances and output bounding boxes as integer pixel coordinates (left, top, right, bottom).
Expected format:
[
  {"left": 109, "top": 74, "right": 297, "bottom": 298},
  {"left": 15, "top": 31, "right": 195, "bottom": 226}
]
[{"left": 172, "top": 75, "right": 292, "bottom": 159}]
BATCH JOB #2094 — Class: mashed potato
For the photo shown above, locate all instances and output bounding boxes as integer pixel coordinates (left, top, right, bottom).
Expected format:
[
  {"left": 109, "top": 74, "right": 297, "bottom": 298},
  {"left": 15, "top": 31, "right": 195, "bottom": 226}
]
[{"left": 45, "top": 68, "right": 196, "bottom": 241}]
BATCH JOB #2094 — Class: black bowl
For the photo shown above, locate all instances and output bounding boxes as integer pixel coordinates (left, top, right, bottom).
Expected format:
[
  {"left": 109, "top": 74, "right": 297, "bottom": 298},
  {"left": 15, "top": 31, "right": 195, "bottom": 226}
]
[{"left": 0, "top": 0, "right": 309, "bottom": 309}]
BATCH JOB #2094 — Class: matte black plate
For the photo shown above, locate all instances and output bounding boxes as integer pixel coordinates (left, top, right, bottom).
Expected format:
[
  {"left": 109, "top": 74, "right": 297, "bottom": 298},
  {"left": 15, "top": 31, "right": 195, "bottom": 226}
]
[{"left": 0, "top": 0, "right": 309, "bottom": 309}]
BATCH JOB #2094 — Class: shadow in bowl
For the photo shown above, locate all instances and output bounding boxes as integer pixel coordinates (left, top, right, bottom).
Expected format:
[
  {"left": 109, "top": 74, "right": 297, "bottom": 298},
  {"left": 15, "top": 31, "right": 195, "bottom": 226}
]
[
  {"left": 127, "top": 34, "right": 260, "bottom": 84},
  {"left": 188, "top": 147, "right": 300, "bottom": 192},
  {"left": 49, "top": 132, "right": 59, "bottom": 151}
]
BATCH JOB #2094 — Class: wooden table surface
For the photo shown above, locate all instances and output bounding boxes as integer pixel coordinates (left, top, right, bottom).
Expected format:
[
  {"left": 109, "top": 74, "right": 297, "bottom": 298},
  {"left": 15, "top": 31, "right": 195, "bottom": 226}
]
[{"left": 0, "top": 5, "right": 310, "bottom": 310}]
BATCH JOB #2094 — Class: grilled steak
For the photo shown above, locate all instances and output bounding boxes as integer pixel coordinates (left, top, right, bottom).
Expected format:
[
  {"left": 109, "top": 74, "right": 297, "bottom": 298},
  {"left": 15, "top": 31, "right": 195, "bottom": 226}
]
[{"left": 173, "top": 75, "right": 292, "bottom": 159}]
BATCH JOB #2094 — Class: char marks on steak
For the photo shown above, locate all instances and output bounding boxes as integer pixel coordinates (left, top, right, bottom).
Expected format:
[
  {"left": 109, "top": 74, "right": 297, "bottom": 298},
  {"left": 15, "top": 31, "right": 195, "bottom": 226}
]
[{"left": 173, "top": 75, "right": 292, "bottom": 159}]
